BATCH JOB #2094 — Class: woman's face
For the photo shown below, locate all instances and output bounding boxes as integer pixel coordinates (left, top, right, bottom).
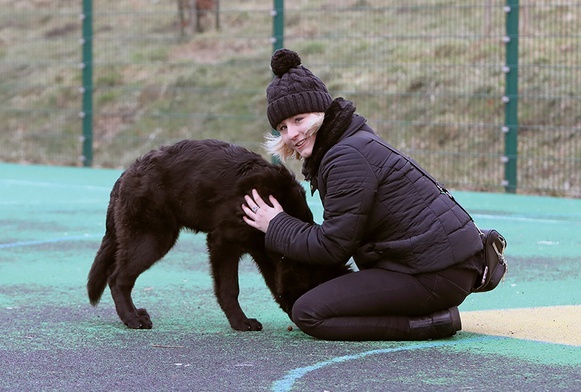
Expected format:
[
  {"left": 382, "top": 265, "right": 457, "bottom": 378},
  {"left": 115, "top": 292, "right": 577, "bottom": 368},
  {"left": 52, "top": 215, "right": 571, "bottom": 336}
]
[{"left": 276, "top": 112, "right": 323, "bottom": 159}]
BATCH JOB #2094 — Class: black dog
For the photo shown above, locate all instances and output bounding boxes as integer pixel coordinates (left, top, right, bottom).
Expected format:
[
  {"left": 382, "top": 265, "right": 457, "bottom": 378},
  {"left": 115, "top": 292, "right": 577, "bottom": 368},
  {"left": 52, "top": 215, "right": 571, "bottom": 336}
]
[{"left": 87, "top": 139, "right": 351, "bottom": 330}]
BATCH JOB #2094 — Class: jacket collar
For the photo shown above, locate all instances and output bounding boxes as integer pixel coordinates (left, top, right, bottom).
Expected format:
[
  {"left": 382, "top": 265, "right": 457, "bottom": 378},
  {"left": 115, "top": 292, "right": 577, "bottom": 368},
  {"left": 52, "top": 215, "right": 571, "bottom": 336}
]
[{"left": 302, "top": 98, "right": 365, "bottom": 194}]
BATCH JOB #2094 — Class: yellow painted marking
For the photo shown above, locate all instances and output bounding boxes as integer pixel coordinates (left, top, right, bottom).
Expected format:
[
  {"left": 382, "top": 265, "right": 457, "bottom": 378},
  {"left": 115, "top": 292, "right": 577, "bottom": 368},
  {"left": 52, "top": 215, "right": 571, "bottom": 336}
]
[{"left": 462, "top": 305, "right": 581, "bottom": 346}]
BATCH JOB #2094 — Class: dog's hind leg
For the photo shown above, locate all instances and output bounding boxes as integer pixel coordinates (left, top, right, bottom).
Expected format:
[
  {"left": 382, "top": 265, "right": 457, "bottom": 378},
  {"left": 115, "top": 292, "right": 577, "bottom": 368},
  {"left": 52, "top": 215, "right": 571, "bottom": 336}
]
[
  {"left": 109, "top": 230, "right": 178, "bottom": 329},
  {"left": 207, "top": 234, "right": 263, "bottom": 331}
]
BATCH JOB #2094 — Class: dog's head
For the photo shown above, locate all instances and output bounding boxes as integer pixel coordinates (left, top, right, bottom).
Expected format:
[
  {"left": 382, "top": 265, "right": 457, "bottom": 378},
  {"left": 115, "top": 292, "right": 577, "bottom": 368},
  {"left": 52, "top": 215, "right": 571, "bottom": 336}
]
[
  {"left": 237, "top": 161, "right": 313, "bottom": 224},
  {"left": 237, "top": 159, "right": 351, "bottom": 318},
  {"left": 272, "top": 256, "right": 352, "bottom": 317},
  {"left": 270, "top": 164, "right": 313, "bottom": 223}
]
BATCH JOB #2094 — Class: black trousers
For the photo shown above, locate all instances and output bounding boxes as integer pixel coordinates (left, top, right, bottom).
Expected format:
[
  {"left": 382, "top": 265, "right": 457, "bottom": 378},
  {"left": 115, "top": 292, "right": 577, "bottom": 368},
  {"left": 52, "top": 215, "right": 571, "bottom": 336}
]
[{"left": 291, "top": 262, "right": 479, "bottom": 341}]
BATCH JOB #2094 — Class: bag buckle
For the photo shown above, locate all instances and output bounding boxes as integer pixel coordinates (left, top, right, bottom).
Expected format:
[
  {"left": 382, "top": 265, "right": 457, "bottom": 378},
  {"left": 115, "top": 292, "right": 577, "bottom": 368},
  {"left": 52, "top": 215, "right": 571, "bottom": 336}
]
[{"left": 480, "top": 266, "right": 489, "bottom": 286}]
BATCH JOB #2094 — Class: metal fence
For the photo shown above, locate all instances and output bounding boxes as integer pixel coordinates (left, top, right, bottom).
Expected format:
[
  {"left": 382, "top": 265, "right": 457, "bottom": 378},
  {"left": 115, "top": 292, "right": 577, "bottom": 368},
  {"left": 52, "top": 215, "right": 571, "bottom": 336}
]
[{"left": 1, "top": 0, "right": 579, "bottom": 197}]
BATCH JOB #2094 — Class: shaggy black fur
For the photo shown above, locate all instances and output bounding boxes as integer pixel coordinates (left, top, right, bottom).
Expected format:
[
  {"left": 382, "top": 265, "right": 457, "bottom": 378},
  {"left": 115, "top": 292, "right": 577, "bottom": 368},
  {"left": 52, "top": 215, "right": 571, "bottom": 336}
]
[{"left": 87, "top": 139, "right": 351, "bottom": 330}]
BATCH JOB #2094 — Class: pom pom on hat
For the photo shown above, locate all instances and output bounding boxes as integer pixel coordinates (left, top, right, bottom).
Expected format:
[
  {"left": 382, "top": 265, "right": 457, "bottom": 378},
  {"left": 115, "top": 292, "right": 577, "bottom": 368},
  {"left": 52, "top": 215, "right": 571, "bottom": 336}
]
[
  {"left": 266, "top": 49, "right": 333, "bottom": 129},
  {"left": 270, "top": 49, "right": 302, "bottom": 77}
]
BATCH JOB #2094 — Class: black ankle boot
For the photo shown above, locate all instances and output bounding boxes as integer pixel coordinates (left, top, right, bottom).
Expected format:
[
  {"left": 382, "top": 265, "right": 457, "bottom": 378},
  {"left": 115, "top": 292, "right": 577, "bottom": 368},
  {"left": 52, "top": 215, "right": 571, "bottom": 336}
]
[{"left": 408, "top": 306, "right": 462, "bottom": 340}]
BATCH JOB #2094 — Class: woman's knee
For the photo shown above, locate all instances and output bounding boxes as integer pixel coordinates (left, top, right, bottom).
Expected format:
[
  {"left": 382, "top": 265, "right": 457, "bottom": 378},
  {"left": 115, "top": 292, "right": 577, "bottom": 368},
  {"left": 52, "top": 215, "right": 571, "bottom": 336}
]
[{"left": 291, "top": 293, "right": 321, "bottom": 332}]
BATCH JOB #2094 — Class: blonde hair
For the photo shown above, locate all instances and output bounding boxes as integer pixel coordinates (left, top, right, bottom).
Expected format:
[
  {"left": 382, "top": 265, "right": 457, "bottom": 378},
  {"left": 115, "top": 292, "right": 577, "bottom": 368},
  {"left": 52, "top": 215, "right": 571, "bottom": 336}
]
[{"left": 263, "top": 112, "right": 325, "bottom": 161}]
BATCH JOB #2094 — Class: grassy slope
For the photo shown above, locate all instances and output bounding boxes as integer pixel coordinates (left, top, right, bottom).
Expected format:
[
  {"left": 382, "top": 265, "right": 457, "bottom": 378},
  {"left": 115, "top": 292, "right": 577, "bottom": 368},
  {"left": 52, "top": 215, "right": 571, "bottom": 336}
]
[{"left": 0, "top": 0, "right": 578, "bottom": 195}]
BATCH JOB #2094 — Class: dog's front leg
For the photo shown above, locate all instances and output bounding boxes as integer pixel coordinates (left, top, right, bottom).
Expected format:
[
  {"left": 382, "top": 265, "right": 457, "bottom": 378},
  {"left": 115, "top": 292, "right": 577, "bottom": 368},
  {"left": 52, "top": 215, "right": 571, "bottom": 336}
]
[{"left": 207, "top": 238, "right": 262, "bottom": 331}]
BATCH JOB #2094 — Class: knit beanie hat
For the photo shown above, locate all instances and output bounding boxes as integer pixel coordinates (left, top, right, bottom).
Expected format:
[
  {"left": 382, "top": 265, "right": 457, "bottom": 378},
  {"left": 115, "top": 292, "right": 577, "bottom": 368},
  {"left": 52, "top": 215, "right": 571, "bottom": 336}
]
[{"left": 266, "top": 49, "right": 333, "bottom": 129}]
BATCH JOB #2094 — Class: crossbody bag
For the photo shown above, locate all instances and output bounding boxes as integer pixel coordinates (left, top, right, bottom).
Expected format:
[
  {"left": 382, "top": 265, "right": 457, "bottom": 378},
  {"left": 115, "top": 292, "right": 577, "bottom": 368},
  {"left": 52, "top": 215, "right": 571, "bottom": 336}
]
[{"left": 365, "top": 133, "right": 508, "bottom": 292}]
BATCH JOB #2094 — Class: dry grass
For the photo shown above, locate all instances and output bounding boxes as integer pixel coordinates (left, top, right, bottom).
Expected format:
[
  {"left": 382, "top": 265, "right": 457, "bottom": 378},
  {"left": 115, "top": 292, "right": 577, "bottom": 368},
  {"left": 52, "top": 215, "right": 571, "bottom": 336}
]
[{"left": 0, "top": 0, "right": 579, "bottom": 196}]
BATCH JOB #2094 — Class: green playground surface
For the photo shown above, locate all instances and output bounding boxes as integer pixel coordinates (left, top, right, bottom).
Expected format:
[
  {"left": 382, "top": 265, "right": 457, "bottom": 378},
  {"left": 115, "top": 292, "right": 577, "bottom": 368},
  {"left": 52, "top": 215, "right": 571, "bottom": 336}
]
[{"left": 0, "top": 162, "right": 579, "bottom": 391}]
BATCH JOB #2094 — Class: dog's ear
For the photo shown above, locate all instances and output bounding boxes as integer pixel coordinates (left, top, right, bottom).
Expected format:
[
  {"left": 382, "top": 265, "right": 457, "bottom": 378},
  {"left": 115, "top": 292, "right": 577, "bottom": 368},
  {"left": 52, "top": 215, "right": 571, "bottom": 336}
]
[
  {"left": 236, "top": 162, "right": 313, "bottom": 222},
  {"left": 237, "top": 160, "right": 260, "bottom": 177},
  {"left": 268, "top": 166, "right": 314, "bottom": 224},
  {"left": 236, "top": 163, "right": 276, "bottom": 194}
]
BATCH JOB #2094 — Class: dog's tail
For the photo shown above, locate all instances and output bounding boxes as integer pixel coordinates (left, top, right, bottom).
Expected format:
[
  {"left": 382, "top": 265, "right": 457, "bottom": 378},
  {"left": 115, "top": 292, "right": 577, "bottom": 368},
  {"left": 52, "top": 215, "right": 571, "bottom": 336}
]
[{"left": 87, "top": 179, "right": 120, "bottom": 306}]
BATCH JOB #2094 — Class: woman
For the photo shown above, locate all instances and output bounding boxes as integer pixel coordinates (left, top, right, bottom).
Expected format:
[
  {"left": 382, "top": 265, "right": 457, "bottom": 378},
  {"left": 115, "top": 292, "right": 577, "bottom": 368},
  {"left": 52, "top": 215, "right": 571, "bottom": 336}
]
[{"left": 242, "top": 49, "right": 484, "bottom": 341}]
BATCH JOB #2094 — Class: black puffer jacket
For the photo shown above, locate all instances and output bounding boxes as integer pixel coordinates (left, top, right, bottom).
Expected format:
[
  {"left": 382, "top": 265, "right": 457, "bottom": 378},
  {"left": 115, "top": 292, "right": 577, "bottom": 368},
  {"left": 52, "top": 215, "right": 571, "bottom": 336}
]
[{"left": 265, "top": 98, "right": 483, "bottom": 274}]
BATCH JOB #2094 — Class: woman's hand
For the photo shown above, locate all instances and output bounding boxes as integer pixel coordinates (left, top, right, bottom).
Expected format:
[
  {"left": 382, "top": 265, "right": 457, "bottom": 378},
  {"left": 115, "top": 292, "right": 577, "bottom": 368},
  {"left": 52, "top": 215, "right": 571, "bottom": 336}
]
[{"left": 242, "top": 189, "right": 284, "bottom": 233}]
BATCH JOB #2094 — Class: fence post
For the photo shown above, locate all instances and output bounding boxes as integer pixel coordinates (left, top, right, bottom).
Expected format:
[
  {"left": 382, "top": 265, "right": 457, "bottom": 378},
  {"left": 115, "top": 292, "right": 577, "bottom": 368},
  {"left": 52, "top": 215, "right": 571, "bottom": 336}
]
[
  {"left": 503, "top": 0, "right": 519, "bottom": 193},
  {"left": 270, "top": 0, "right": 284, "bottom": 164},
  {"left": 81, "top": 0, "right": 93, "bottom": 167},
  {"left": 272, "top": 0, "right": 284, "bottom": 52}
]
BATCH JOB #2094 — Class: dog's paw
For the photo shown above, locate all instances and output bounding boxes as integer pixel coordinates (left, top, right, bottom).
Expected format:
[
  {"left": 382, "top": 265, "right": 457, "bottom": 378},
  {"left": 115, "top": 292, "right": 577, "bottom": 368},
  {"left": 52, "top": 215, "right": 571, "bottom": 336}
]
[
  {"left": 246, "top": 318, "right": 263, "bottom": 331},
  {"left": 231, "top": 317, "right": 263, "bottom": 331},
  {"left": 124, "top": 308, "right": 153, "bottom": 329}
]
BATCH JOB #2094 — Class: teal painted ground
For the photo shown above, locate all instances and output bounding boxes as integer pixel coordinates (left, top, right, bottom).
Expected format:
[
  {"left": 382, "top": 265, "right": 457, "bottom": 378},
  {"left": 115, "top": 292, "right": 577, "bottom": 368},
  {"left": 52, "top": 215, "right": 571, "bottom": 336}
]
[{"left": 0, "top": 162, "right": 579, "bottom": 391}]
